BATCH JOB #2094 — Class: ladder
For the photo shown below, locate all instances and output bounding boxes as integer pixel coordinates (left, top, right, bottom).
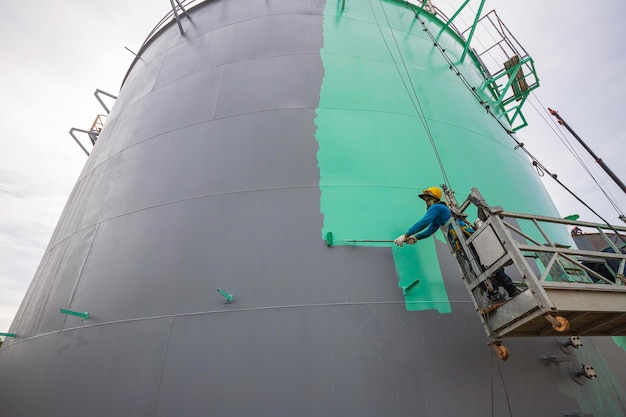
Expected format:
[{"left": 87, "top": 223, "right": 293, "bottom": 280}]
[{"left": 441, "top": 187, "right": 626, "bottom": 360}]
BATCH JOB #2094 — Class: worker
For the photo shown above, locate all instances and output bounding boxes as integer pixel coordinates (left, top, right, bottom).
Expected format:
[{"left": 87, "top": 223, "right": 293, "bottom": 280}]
[
  {"left": 394, "top": 187, "right": 450, "bottom": 245},
  {"left": 582, "top": 244, "right": 626, "bottom": 284},
  {"left": 394, "top": 186, "right": 520, "bottom": 306}
]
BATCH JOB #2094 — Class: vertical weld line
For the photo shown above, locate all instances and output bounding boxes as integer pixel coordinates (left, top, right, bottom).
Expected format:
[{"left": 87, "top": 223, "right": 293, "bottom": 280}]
[
  {"left": 211, "top": 65, "right": 226, "bottom": 118},
  {"left": 11, "top": 236, "right": 71, "bottom": 337},
  {"left": 152, "top": 316, "right": 175, "bottom": 417},
  {"left": 63, "top": 223, "right": 100, "bottom": 330},
  {"left": 52, "top": 239, "right": 74, "bottom": 330}
]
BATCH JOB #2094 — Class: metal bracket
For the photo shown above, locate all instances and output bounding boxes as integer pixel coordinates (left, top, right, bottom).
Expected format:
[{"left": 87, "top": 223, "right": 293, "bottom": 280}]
[
  {"left": 325, "top": 232, "right": 334, "bottom": 247},
  {"left": 402, "top": 279, "right": 420, "bottom": 294},
  {"left": 459, "top": 0, "right": 486, "bottom": 63},
  {"left": 60, "top": 308, "right": 90, "bottom": 321},
  {"left": 169, "top": 0, "right": 191, "bottom": 36},
  {"left": 460, "top": 10, "right": 539, "bottom": 131},
  {"left": 559, "top": 336, "right": 583, "bottom": 354},
  {"left": 69, "top": 127, "right": 100, "bottom": 156},
  {"left": 217, "top": 288, "right": 234, "bottom": 304},
  {"left": 570, "top": 363, "right": 598, "bottom": 385},
  {"left": 69, "top": 89, "right": 116, "bottom": 156},
  {"left": 94, "top": 89, "right": 117, "bottom": 115}
]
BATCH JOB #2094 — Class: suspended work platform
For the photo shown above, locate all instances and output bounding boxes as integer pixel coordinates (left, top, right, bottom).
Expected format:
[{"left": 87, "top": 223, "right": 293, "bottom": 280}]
[{"left": 442, "top": 187, "right": 626, "bottom": 359}]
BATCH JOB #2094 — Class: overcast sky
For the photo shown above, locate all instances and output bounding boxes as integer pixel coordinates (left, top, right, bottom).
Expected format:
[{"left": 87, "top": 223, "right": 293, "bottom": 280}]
[{"left": 1, "top": 0, "right": 624, "bottom": 334}]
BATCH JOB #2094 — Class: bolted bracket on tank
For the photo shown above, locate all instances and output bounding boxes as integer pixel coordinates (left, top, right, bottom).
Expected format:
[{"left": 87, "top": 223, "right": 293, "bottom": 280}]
[
  {"left": 570, "top": 363, "right": 598, "bottom": 385},
  {"left": 559, "top": 336, "right": 583, "bottom": 354}
]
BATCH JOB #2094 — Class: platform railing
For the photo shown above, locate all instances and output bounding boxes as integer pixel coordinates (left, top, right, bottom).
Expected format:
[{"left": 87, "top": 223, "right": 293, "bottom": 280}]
[{"left": 443, "top": 186, "right": 626, "bottom": 360}]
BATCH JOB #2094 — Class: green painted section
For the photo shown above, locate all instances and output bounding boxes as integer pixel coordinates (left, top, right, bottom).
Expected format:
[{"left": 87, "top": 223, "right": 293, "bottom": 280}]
[
  {"left": 315, "top": 0, "right": 570, "bottom": 312},
  {"left": 613, "top": 336, "right": 626, "bottom": 352},
  {"left": 392, "top": 242, "right": 451, "bottom": 313}
]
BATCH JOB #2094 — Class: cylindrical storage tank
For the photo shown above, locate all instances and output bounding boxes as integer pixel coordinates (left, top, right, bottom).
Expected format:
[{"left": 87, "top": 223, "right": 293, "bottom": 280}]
[{"left": 2, "top": 1, "right": 626, "bottom": 416}]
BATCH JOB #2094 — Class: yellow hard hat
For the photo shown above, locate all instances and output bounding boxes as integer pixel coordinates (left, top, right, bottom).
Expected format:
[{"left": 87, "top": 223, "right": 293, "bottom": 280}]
[{"left": 419, "top": 186, "right": 443, "bottom": 201}]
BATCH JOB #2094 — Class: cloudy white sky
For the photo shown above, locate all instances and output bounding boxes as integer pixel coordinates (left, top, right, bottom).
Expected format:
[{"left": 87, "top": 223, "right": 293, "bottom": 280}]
[{"left": 1, "top": 0, "right": 624, "bottom": 333}]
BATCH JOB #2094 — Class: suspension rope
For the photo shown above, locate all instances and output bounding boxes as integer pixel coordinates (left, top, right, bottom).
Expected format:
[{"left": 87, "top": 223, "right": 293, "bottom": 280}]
[
  {"left": 378, "top": 0, "right": 452, "bottom": 187},
  {"left": 367, "top": 0, "right": 452, "bottom": 188},
  {"left": 408, "top": 5, "right": 626, "bottom": 238},
  {"left": 485, "top": 311, "right": 513, "bottom": 416},
  {"left": 490, "top": 350, "right": 495, "bottom": 417},
  {"left": 494, "top": 350, "right": 514, "bottom": 417},
  {"left": 438, "top": 0, "right": 625, "bottom": 218},
  {"left": 528, "top": 95, "right": 624, "bottom": 216}
]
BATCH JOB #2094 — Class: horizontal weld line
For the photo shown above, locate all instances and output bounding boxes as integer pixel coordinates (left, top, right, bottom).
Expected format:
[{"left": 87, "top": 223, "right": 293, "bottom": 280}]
[
  {"left": 79, "top": 107, "right": 318, "bottom": 181},
  {"left": 51, "top": 181, "right": 432, "bottom": 251},
  {"left": 152, "top": 51, "right": 321, "bottom": 93},
  {"left": 101, "top": 185, "right": 319, "bottom": 220},
  {"left": 126, "top": 9, "right": 325, "bottom": 85},
  {"left": 46, "top": 185, "right": 319, "bottom": 252},
  {"left": 140, "top": 11, "right": 325, "bottom": 62},
  {"left": 4, "top": 300, "right": 469, "bottom": 348},
  {"left": 320, "top": 184, "right": 419, "bottom": 189},
  {"left": 47, "top": 182, "right": 427, "bottom": 255},
  {"left": 317, "top": 107, "right": 499, "bottom": 138}
]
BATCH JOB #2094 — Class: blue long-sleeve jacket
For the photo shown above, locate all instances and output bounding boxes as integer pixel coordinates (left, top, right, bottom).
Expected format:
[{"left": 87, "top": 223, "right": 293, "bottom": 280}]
[{"left": 405, "top": 202, "right": 451, "bottom": 240}]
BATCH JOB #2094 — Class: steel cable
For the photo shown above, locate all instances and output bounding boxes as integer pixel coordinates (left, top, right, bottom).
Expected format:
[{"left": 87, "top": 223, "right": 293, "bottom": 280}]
[
  {"left": 528, "top": 94, "right": 624, "bottom": 216},
  {"left": 408, "top": 6, "right": 626, "bottom": 240},
  {"left": 368, "top": 0, "right": 452, "bottom": 188}
]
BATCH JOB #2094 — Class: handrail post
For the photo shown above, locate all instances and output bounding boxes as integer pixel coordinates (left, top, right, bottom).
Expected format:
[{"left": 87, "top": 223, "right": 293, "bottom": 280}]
[
  {"left": 460, "top": 0, "right": 486, "bottom": 63},
  {"left": 439, "top": 0, "right": 470, "bottom": 35}
]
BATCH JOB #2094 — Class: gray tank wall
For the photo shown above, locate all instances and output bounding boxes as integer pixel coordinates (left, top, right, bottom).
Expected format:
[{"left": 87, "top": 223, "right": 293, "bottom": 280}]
[{"left": 1, "top": 1, "right": 625, "bottom": 416}]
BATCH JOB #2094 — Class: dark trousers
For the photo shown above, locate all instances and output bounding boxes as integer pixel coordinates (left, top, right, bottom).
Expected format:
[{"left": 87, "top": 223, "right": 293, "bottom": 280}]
[{"left": 491, "top": 269, "right": 518, "bottom": 297}]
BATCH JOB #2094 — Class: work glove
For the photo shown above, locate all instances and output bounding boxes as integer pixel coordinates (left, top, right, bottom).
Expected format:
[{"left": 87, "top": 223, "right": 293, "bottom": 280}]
[
  {"left": 394, "top": 234, "right": 407, "bottom": 247},
  {"left": 406, "top": 236, "right": 418, "bottom": 245}
]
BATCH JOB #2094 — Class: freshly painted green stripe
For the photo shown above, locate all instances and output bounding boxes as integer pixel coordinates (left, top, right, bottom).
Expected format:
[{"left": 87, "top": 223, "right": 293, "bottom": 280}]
[
  {"left": 392, "top": 243, "right": 451, "bottom": 313},
  {"left": 315, "top": 0, "right": 569, "bottom": 312}
]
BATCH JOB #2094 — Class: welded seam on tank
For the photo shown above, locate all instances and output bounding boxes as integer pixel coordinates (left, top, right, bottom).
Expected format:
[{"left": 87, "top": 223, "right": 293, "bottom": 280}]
[
  {"left": 80, "top": 102, "right": 513, "bottom": 183},
  {"left": 147, "top": 44, "right": 441, "bottom": 99},
  {"left": 2, "top": 300, "right": 473, "bottom": 348},
  {"left": 47, "top": 182, "right": 455, "bottom": 254},
  {"left": 83, "top": 101, "right": 530, "bottom": 188},
  {"left": 124, "top": 10, "right": 325, "bottom": 87},
  {"left": 13, "top": 236, "right": 71, "bottom": 333},
  {"left": 80, "top": 107, "right": 319, "bottom": 181},
  {"left": 149, "top": 52, "right": 321, "bottom": 93},
  {"left": 46, "top": 185, "right": 317, "bottom": 252},
  {"left": 151, "top": 316, "right": 174, "bottom": 417},
  {"left": 61, "top": 224, "right": 100, "bottom": 330}
]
